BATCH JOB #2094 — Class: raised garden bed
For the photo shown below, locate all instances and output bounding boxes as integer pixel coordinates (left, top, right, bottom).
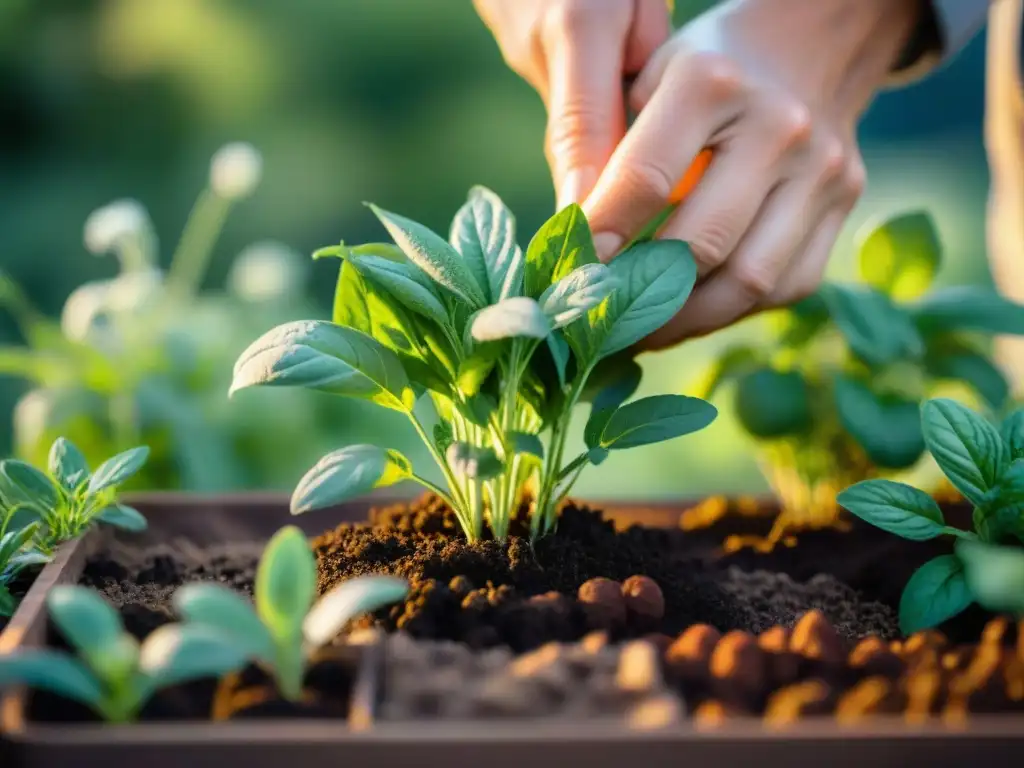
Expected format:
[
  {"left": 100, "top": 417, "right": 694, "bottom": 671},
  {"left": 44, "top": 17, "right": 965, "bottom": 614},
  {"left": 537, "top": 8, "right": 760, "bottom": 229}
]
[{"left": 1, "top": 492, "right": 1022, "bottom": 767}]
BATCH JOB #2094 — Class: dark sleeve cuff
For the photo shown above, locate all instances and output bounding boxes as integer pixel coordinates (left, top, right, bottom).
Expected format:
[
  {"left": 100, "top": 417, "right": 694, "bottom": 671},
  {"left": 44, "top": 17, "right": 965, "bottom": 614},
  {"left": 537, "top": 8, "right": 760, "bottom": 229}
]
[{"left": 888, "top": 0, "right": 992, "bottom": 86}]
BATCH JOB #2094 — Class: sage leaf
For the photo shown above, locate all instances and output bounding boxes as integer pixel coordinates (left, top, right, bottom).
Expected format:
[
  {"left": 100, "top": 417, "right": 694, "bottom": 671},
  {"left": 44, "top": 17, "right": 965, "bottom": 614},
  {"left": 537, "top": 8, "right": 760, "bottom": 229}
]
[
  {"left": 173, "top": 583, "right": 274, "bottom": 659},
  {"left": 446, "top": 442, "right": 502, "bottom": 480},
  {"left": 369, "top": 204, "right": 486, "bottom": 307},
  {"left": 304, "top": 575, "right": 409, "bottom": 649},
  {"left": 956, "top": 539, "right": 1024, "bottom": 614},
  {"left": 857, "top": 210, "right": 941, "bottom": 301},
  {"left": 1002, "top": 411, "right": 1024, "bottom": 460},
  {"left": 255, "top": 526, "right": 317, "bottom": 642},
  {"left": 449, "top": 186, "right": 523, "bottom": 302},
  {"left": 818, "top": 284, "right": 923, "bottom": 367},
  {"left": 0, "top": 459, "right": 58, "bottom": 510},
  {"left": 922, "top": 397, "right": 1007, "bottom": 505},
  {"left": 88, "top": 446, "right": 150, "bottom": 494},
  {"left": 833, "top": 376, "right": 924, "bottom": 469},
  {"left": 291, "top": 445, "right": 413, "bottom": 515},
  {"left": 538, "top": 263, "right": 619, "bottom": 329},
  {"left": 48, "top": 437, "right": 90, "bottom": 491},
  {"left": 524, "top": 204, "right": 597, "bottom": 299},
  {"left": 898, "top": 555, "right": 973, "bottom": 634},
  {"left": 909, "top": 286, "right": 1024, "bottom": 335},
  {"left": 0, "top": 650, "right": 103, "bottom": 708},
  {"left": 836, "top": 479, "right": 947, "bottom": 540},
  {"left": 598, "top": 395, "right": 717, "bottom": 450},
  {"left": 347, "top": 255, "right": 450, "bottom": 329},
  {"left": 96, "top": 504, "right": 148, "bottom": 532},
  {"left": 470, "top": 297, "right": 551, "bottom": 342},
  {"left": 230, "top": 320, "right": 415, "bottom": 412}
]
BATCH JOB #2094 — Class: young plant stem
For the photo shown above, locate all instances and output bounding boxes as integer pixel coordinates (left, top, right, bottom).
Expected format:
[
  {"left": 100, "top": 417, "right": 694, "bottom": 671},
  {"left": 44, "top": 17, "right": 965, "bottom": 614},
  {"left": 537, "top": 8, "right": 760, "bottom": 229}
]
[
  {"left": 165, "top": 189, "right": 232, "bottom": 303},
  {"left": 406, "top": 411, "right": 475, "bottom": 539},
  {"left": 273, "top": 642, "right": 305, "bottom": 702}
]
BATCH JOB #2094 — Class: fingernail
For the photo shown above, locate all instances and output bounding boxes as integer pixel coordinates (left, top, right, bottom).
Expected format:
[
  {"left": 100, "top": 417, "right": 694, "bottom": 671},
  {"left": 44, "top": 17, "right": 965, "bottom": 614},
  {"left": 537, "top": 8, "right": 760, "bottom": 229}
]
[
  {"left": 593, "top": 232, "right": 624, "bottom": 262},
  {"left": 557, "top": 166, "right": 596, "bottom": 210}
]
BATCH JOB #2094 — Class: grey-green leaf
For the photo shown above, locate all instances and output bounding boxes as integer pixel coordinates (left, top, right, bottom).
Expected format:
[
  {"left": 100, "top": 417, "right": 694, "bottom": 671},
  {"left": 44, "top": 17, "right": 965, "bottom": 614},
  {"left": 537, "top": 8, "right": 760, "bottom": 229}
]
[
  {"left": 47, "top": 586, "right": 125, "bottom": 667},
  {"left": 832, "top": 376, "right": 924, "bottom": 469},
  {"left": 303, "top": 575, "right": 409, "bottom": 648},
  {"left": 139, "top": 623, "right": 251, "bottom": 691},
  {"left": 599, "top": 395, "right": 717, "bottom": 450},
  {"left": 898, "top": 555, "right": 973, "bottom": 634},
  {"left": 836, "top": 479, "right": 947, "bottom": 541},
  {"left": 922, "top": 398, "right": 1008, "bottom": 506},
  {"left": 909, "top": 286, "right": 1024, "bottom": 335},
  {"left": 509, "top": 431, "right": 544, "bottom": 460},
  {"left": 229, "top": 320, "right": 414, "bottom": 412},
  {"left": 538, "top": 263, "right": 619, "bottom": 329},
  {"left": 450, "top": 186, "right": 522, "bottom": 302},
  {"left": 87, "top": 446, "right": 150, "bottom": 494},
  {"left": 291, "top": 445, "right": 413, "bottom": 515},
  {"left": 523, "top": 204, "right": 597, "bottom": 299},
  {"left": 956, "top": 539, "right": 1024, "bottom": 615},
  {"left": 0, "top": 459, "right": 58, "bottom": 510},
  {"left": 48, "top": 437, "right": 90, "bottom": 491},
  {"left": 347, "top": 255, "right": 450, "bottom": 329},
  {"left": 369, "top": 204, "right": 486, "bottom": 306},
  {"left": 255, "top": 526, "right": 317, "bottom": 643},
  {"left": 470, "top": 297, "right": 551, "bottom": 342},
  {"left": 96, "top": 504, "right": 148, "bottom": 532},
  {"left": 445, "top": 442, "right": 502, "bottom": 480},
  {"left": 1001, "top": 410, "right": 1024, "bottom": 460},
  {"left": 819, "top": 284, "right": 923, "bottom": 367},
  {"left": 173, "top": 583, "right": 274, "bottom": 659},
  {"left": 0, "top": 650, "right": 103, "bottom": 708}
]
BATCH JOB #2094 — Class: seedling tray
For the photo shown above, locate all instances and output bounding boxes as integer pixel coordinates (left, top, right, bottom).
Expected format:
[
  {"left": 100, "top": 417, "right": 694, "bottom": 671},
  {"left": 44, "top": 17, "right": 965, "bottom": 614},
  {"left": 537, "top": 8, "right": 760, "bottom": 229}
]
[{"left": 1, "top": 493, "right": 1022, "bottom": 767}]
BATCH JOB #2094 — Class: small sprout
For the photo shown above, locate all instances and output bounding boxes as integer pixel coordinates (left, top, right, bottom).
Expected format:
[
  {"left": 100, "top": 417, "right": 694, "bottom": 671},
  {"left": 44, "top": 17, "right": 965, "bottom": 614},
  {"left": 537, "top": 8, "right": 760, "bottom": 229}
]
[
  {"left": 0, "top": 586, "right": 248, "bottom": 722},
  {"left": 838, "top": 397, "right": 1024, "bottom": 633},
  {"left": 0, "top": 436, "right": 150, "bottom": 554},
  {"left": 174, "top": 526, "right": 407, "bottom": 701},
  {"left": 209, "top": 142, "right": 263, "bottom": 200},
  {"left": 0, "top": 521, "right": 48, "bottom": 617},
  {"left": 230, "top": 189, "right": 716, "bottom": 542}
]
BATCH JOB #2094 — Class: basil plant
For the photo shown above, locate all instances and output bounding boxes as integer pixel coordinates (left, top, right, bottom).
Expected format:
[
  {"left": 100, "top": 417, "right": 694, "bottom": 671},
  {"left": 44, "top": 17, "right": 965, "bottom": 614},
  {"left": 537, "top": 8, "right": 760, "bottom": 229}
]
[
  {"left": 231, "top": 187, "right": 717, "bottom": 541},
  {"left": 839, "top": 397, "right": 1024, "bottom": 633},
  {"left": 692, "top": 211, "right": 1024, "bottom": 541}
]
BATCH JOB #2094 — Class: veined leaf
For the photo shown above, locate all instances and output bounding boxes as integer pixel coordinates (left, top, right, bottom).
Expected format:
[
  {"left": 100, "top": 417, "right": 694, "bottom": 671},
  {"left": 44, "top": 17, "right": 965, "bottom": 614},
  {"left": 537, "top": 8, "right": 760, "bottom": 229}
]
[
  {"left": 346, "top": 255, "right": 450, "bottom": 329},
  {"left": 598, "top": 395, "right": 717, "bottom": 450},
  {"left": 88, "top": 446, "right": 150, "bottom": 494},
  {"left": 230, "top": 320, "right": 414, "bottom": 412},
  {"left": 899, "top": 555, "right": 973, "bottom": 634},
  {"left": 538, "top": 263, "right": 619, "bottom": 329},
  {"left": 582, "top": 355, "right": 644, "bottom": 449},
  {"left": 369, "top": 204, "right": 486, "bottom": 307},
  {"left": 445, "top": 442, "right": 502, "bottom": 480},
  {"left": 290, "top": 445, "right": 413, "bottom": 514},
  {"left": 524, "top": 204, "right": 597, "bottom": 298},
  {"left": 470, "top": 297, "right": 551, "bottom": 342},
  {"left": 922, "top": 398, "right": 1007, "bottom": 506},
  {"left": 255, "top": 526, "right": 317, "bottom": 643},
  {"left": 857, "top": 211, "right": 941, "bottom": 301},
  {"left": 450, "top": 186, "right": 523, "bottom": 302},
  {"left": 1001, "top": 410, "right": 1024, "bottom": 460},
  {"left": 47, "top": 437, "right": 90, "bottom": 492},
  {"left": 0, "top": 459, "right": 58, "bottom": 510},
  {"left": 836, "top": 480, "right": 947, "bottom": 541}
]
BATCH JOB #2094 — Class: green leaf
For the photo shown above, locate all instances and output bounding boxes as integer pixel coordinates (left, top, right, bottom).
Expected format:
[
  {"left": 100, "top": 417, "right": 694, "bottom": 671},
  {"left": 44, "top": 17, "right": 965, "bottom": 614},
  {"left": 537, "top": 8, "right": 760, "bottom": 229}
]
[
  {"left": 173, "top": 583, "right": 274, "bottom": 659},
  {"left": 909, "top": 286, "right": 1024, "bottom": 335},
  {"left": 445, "top": 442, "right": 502, "bottom": 480},
  {"left": 857, "top": 210, "right": 941, "bottom": 301},
  {"left": 47, "top": 437, "right": 90, "bottom": 491},
  {"left": 582, "top": 356, "right": 644, "bottom": 450},
  {"left": 582, "top": 240, "right": 697, "bottom": 360},
  {"left": 1002, "top": 410, "right": 1024, "bottom": 460},
  {"left": 688, "top": 345, "right": 761, "bottom": 400},
  {"left": 836, "top": 479, "right": 947, "bottom": 541},
  {"left": 509, "top": 431, "right": 544, "bottom": 460},
  {"left": 456, "top": 346, "right": 500, "bottom": 397},
  {"left": 230, "top": 320, "right": 414, "bottom": 412},
  {"left": 96, "top": 504, "right": 148, "bottom": 532},
  {"left": 734, "top": 367, "right": 812, "bottom": 439},
  {"left": 449, "top": 186, "right": 524, "bottom": 302},
  {"left": 0, "top": 650, "right": 103, "bottom": 708},
  {"left": 899, "top": 555, "right": 973, "bottom": 634},
  {"left": 290, "top": 445, "right": 413, "bottom": 515},
  {"left": 523, "top": 204, "right": 597, "bottom": 299},
  {"left": 587, "top": 446, "right": 610, "bottom": 466},
  {"left": 346, "top": 255, "right": 450, "bottom": 329},
  {"left": 926, "top": 348, "right": 1009, "bottom": 411},
  {"left": 470, "top": 297, "right": 551, "bottom": 342},
  {"left": 369, "top": 204, "right": 486, "bottom": 307},
  {"left": 255, "top": 526, "right": 318, "bottom": 643},
  {"left": 303, "top": 575, "right": 408, "bottom": 648},
  {"left": 46, "top": 586, "right": 126, "bottom": 675},
  {"left": 598, "top": 395, "right": 717, "bottom": 450},
  {"left": 87, "top": 446, "right": 150, "bottom": 494},
  {"left": 547, "top": 332, "right": 570, "bottom": 389},
  {"left": 922, "top": 398, "right": 1008, "bottom": 505},
  {"left": 139, "top": 623, "right": 250, "bottom": 693},
  {"left": 0, "top": 459, "right": 58, "bottom": 510},
  {"left": 0, "top": 586, "right": 15, "bottom": 617},
  {"left": 432, "top": 422, "right": 454, "bottom": 454},
  {"left": 833, "top": 376, "right": 925, "bottom": 469},
  {"left": 818, "top": 284, "right": 923, "bottom": 367},
  {"left": 538, "top": 263, "right": 619, "bottom": 329},
  {"left": 956, "top": 540, "right": 1024, "bottom": 614}
]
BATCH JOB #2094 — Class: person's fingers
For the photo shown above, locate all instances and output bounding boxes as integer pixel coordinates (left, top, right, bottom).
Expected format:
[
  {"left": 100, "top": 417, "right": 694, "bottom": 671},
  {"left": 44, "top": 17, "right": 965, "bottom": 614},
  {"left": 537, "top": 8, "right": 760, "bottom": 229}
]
[
  {"left": 625, "top": 0, "right": 672, "bottom": 74},
  {"left": 542, "top": 5, "right": 633, "bottom": 209},
  {"left": 761, "top": 208, "right": 848, "bottom": 309},
  {"left": 582, "top": 52, "right": 745, "bottom": 261}
]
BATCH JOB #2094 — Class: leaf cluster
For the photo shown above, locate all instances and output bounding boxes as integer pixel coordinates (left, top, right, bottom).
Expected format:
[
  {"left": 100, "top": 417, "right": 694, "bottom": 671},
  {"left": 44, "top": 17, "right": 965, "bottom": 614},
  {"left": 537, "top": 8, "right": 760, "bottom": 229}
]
[
  {"left": 231, "top": 187, "right": 718, "bottom": 541},
  {"left": 838, "top": 397, "right": 1024, "bottom": 633}
]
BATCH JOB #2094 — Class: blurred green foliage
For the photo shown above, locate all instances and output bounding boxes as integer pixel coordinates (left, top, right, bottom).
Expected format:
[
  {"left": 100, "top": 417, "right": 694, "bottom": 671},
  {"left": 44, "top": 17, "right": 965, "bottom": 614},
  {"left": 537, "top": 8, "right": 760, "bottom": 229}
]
[{"left": 0, "top": 0, "right": 995, "bottom": 498}]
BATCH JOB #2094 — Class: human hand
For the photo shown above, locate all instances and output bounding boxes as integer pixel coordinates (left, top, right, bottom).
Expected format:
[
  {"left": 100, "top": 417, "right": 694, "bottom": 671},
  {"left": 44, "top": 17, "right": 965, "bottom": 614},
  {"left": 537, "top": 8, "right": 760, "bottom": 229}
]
[
  {"left": 472, "top": 0, "right": 673, "bottom": 208},
  {"left": 578, "top": 0, "right": 925, "bottom": 350}
]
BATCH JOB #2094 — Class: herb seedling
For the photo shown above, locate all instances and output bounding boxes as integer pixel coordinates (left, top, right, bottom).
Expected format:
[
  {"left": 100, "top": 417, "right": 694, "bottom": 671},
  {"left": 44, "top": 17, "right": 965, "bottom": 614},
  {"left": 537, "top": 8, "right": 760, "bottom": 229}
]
[
  {"left": 174, "top": 525, "right": 407, "bottom": 701},
  {"left": 0, "top": 519, "right": 47, "bottom": 618},
  {"left": 693, "top": 211, "right": 1024, "bottom": 542},
  {"left": 230, "top": 188, "right": 717, "bottom": 541},
  {"left": 0, "top": 585, "right": 248, "bottom": 722},
  {"left": 838, "top": 397, "right": 1024, "bottom": 633},
  {"left": 0, "top": 436, "right": 150, "bottom": 554}
]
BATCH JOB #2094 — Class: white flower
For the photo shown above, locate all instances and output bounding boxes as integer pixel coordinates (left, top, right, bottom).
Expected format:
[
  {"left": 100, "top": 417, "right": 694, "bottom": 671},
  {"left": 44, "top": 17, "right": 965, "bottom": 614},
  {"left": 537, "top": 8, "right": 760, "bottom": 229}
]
[
  {"left": 210, "top": 142, "right": 263, "bottom": 200},
  {"left": 61, "top": 280, "right": 113, "bottom": 342},
  {"left": 83, "top": 199, "right": 150, "bottom": 255},
  {"left": 227, "top": 241, "right": 307, "bottom": 302},
  {"left": 60, "top": 268, "right": 164, "bottom": 342}
]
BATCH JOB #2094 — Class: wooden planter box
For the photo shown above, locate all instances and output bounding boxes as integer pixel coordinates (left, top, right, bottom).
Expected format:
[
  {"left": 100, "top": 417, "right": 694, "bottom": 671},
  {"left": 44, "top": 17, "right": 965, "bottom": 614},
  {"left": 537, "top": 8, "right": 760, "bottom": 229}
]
[{"left": 0, "top": 493, "right": 1021, "bottom": 768}]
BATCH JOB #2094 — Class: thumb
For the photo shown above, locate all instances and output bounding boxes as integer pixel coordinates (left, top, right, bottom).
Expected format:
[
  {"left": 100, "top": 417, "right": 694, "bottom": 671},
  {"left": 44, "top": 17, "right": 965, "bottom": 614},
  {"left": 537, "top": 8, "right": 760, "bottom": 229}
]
[{"left": 543, "top": 8, "right": 630, "bottom": 210}]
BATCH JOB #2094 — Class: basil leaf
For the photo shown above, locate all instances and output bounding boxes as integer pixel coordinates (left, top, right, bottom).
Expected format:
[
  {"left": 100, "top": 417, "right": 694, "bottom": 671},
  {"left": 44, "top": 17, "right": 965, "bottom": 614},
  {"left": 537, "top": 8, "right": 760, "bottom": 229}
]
[
  {"left": 909, "top": 286, "right": 1024, "bottom": 335},
  {"left": 445, "top": 442, "right": 502, "bottom": 480},
  {"left": 836, "top": 479, "right": 947, "bottom": 541},
  {"left": 538, "top": 263, "right": 619, "bottom": 329},
  {"left": 470, "top": 297, "right": 551, "bottom": 342},
  {"left": 523, "top": 204, "right": 597, "bottom": 299},
  {"left": 833, "top": 376, "right": 924, "bottom": 469},
  {"left": 290, "top": 445, "right": 413, "bottom": 515},
  {"left": 88, "top": 446, "right": 150, "bottom": 494},
  {"left": 857, "top": 210, "right": 941, "bottom": 301},
  {"left": 1001, "top": 410, "right": 1024, "bottom": 461},
  {"left": 598, "top": 394, "right": 717, "bottom": 450},
  {"left": 369, "top": 204, "right": 486, "bottom": 307},
  {"left": 449, "top": 186, "right": 523, "bottom": 302},
  {"left": 925, "top": 348, "right": 1009, "bottom": 411},
  {"left": 346, "top": 255, "right": 450, "bottom": 329},
  {"left": 47, "top": 437, "right": 90, "bottom": 492},
  {"left": 255, "top": 526, "right": 317, "bottom": 642},
  {"left": 898, "top": 555, "right": 973, "bottom": 634},
  {"left": 818, "top": 284, "right": 923, "bottom": 366},
  {"left": 734, "top": 367, "right": 812, "bottom": 439},
  {"left": 922, "top": 397, "right": 1007, "bottom": 505},
  {"left": 956, "top": 539, "right": 1024, "bottom": 614},
  {"left": 230, "top": 320, "right": 415, "bottom": 412}
]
